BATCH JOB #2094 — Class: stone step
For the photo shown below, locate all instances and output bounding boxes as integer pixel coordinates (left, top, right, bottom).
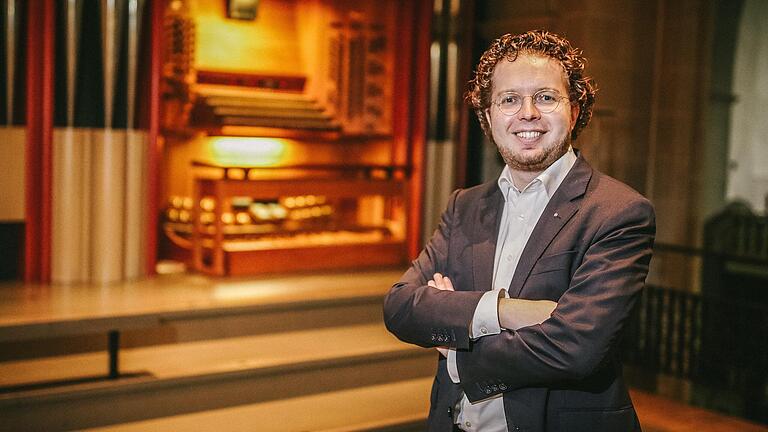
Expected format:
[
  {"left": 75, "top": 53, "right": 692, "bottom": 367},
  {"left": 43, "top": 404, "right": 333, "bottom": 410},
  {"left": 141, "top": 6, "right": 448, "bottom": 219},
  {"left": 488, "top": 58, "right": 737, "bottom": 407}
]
[
  {"left": 0, "top": 324, "right": 436, "bottom": 432},
  {"left": 84, "top": 377, "right": 433, "bottom": 432}
]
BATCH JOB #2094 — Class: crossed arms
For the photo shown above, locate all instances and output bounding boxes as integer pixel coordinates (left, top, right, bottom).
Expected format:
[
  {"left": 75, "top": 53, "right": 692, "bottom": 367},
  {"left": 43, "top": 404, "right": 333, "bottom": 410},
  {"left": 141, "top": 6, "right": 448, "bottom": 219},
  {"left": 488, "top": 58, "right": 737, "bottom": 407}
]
[
  {"left": 428, "top": 272, "right": 556, "bottom": 358},
  {"left": 383, "top": 188, "right": 655, "bottom": 401}
]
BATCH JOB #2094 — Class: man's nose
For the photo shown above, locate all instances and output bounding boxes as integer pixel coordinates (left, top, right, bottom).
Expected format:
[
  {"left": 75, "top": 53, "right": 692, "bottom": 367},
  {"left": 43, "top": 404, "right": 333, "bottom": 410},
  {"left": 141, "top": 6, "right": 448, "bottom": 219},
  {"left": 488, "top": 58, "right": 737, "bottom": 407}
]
[{"left": 517, "top": 96, "right": 541, "bottom": 120}]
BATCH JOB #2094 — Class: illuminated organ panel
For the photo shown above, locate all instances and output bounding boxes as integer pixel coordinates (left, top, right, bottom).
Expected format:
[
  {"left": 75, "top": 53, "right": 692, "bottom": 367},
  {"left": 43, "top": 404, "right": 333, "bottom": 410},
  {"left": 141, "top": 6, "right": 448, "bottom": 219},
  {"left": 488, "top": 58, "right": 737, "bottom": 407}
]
[
  {"left": 166, "top": 0, "right": 396, "bottom": 138},
  {"left": 159, "top": 0, "right": 423, "bottom": 275},
  {"left": 325, "top": 13, "right": 392, "bottom": 135},
  {"left": 162, "top": 0, "right": 196, "bottom": 135}
]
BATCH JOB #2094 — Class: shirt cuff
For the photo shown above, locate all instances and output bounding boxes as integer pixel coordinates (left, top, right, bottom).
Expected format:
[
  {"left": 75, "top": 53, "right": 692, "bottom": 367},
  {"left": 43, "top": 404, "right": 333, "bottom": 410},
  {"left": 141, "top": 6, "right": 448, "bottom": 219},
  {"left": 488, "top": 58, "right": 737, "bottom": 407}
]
[
  {"left": 447, "top": 348, "right": 460, "bottom": 383},
  {"left": 470, "top": 289, "right": 505, "bottom": 339}
]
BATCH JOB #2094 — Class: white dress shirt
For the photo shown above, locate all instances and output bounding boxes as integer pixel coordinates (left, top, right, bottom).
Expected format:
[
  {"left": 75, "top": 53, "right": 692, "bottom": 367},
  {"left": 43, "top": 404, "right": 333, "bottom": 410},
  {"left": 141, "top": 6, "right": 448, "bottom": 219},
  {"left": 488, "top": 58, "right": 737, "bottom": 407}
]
[{"left": 447, "top": 148, "right": 577, "bottom": 431}]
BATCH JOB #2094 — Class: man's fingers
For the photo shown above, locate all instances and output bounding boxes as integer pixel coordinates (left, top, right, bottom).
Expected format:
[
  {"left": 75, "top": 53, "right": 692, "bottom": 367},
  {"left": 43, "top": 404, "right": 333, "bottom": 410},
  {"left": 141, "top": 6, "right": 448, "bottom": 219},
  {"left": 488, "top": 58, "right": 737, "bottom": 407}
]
[
  {"left": 430, "top": 273, "right": 454, "bottom": 291},
  {"left": 442, "top": 276, "right": 455, "bottom": 291}
]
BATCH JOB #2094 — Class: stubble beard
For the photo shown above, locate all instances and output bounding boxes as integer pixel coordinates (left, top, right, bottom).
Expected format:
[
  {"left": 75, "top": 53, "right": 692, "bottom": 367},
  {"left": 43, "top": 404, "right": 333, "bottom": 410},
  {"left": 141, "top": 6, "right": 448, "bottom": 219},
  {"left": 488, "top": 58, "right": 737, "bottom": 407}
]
[{"left": 496, "top": 133, "right": 571, "bottom": 172}]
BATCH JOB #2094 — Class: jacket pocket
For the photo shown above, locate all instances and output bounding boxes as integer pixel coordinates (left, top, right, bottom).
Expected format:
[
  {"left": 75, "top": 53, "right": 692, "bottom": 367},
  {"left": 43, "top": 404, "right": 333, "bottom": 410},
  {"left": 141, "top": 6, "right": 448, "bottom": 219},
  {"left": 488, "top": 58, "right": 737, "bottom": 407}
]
[
  {"left": 557, "top": 406, "right": 637, "bottom": 432},
  {"left": 530, "top": 250, "right": 577, "bottom": 275}
]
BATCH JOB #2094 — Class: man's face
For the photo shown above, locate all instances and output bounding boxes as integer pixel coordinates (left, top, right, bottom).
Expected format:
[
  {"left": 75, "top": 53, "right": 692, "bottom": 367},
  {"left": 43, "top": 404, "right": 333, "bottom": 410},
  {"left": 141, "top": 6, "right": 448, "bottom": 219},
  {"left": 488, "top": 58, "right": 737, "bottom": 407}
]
[{"left": 485, "top": 53, "right": 579, "bottom": 172}]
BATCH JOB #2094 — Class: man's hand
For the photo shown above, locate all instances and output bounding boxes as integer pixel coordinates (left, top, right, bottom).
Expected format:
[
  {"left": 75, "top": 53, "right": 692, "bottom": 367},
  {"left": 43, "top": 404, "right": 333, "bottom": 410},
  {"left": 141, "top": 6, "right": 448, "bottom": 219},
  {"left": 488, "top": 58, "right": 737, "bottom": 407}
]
[
  {"left": 428, "top": 273, "right": 453, "bottom": 356},
  {"left": 498, "top": 298, "right": 557, "bottom": 330},
  {"left": 427, "top": 272, "right": 454, "bottom": 291}
]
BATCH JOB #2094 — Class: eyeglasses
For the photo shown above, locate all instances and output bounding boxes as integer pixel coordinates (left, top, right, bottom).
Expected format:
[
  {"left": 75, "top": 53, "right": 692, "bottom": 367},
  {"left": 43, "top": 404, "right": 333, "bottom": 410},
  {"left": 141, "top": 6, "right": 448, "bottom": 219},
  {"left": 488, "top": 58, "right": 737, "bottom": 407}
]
[{"left": 492, "top": 89, "right": 569, "bottom": 116}]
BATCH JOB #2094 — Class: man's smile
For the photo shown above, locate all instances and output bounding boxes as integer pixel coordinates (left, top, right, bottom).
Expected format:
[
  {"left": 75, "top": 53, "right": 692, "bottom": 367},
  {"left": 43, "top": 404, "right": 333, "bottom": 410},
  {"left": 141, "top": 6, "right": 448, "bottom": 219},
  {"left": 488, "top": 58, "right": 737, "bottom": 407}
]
[{"left": 514, "top": 130, "right": 545, "bottom": 141}]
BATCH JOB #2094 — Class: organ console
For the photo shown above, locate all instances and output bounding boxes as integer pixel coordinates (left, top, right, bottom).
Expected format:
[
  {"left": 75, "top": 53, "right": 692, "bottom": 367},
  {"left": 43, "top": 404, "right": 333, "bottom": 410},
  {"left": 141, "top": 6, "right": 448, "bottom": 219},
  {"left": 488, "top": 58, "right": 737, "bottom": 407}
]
[
  {"left": 159, "top": 0, "right": 428, "bottom": 275},
  {"left": 162, "top": 161, "right": 413, "bottom": 275}
]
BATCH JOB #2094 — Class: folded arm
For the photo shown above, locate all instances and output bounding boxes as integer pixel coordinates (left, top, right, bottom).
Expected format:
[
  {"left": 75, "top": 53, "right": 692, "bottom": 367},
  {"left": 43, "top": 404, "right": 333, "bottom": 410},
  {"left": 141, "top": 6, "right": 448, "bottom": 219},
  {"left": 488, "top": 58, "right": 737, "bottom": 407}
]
[
  {"left": 428, "top": 274, "right": 556, "bottom": 357},
  {"left": 384, "top": 187, "right": 561, "bottom": 354},
  {"left": 383, "top": 190, "right": 486, "bottom": 350}
]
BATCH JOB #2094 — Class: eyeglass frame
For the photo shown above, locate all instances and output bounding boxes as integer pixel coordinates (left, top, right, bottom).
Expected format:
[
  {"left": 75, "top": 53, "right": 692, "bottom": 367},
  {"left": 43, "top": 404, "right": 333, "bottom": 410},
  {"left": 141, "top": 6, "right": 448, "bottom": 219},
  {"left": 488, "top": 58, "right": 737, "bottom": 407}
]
[{"left": 490, "top": 89, "right": 571, "bottom": 116}]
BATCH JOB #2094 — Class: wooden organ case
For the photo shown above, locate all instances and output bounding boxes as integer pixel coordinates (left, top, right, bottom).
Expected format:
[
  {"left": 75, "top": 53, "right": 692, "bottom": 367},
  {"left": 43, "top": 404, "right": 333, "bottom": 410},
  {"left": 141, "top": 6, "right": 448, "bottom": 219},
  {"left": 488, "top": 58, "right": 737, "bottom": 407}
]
[{"left": 159, "top": 0, "right": 428, "bottom": 275}]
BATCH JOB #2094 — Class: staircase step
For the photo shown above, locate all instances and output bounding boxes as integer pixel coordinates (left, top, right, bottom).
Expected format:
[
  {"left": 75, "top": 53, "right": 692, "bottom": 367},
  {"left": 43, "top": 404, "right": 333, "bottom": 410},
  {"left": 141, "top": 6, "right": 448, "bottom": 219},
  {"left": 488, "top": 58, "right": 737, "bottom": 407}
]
[
  {"left": 0, "top": 269, "right": 399, "bottom": 366},
  {"left": 84, "top": 377, "right": 432, "bottom": 432},
  {"left": 1, "top": 324, "right": 422, "bottom": 389},
  {"left": 0, "top": 324, "right": 435, "bottom": 431},
  {"left": 0, "top": 269, "right": 401, "bottom": 343}
]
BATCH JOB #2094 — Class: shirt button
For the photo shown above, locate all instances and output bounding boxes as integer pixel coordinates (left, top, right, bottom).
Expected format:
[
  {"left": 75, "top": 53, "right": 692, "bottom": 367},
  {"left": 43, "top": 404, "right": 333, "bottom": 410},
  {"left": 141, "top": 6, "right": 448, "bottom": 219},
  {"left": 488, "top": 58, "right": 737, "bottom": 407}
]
[
  {"left": 465, "top": 421, "right": 472, "bottom": 428},
  {"left": 518, "top": 214, "right": 525, "bottom": 220},
  {"left": 480, "top": 326, "right": 488, "bottom": 334},
  {"left": 506, "top": 255, "right": 513, "bottom": 262}
]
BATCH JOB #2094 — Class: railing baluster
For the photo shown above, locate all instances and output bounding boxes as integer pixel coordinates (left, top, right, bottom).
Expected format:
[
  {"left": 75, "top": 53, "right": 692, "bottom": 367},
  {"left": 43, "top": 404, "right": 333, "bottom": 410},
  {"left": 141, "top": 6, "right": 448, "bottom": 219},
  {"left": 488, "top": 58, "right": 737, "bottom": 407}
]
[{"left": 689, "top": 294, "right": 701, "bottom": 380}]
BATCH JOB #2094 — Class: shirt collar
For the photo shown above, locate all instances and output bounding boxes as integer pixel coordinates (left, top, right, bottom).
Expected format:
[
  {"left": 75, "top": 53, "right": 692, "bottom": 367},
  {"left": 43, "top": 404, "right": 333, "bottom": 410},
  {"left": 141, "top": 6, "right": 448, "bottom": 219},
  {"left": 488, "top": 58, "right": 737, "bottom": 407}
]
[{"left": 497, "top": 146, "right": 577, "bottom": 200}]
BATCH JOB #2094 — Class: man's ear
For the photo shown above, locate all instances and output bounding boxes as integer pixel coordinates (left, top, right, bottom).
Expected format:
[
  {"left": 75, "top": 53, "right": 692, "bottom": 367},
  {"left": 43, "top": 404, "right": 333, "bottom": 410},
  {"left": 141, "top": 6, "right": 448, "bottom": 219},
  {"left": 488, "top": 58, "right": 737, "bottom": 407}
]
[
  {"left": 570, "top": 104, "right": 580, "bottom": 129},
  {"left": 484, "top": 109, "right": 492, "bottom": 127}
]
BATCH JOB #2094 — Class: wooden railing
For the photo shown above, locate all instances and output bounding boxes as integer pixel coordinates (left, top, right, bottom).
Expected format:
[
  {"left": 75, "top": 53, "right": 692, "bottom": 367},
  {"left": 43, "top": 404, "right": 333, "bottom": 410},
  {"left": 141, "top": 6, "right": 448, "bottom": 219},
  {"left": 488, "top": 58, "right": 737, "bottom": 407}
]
[
  {"left": 622, "top": 284, "right": 768, "bottom": 383},
  {"left": 621, "top": 279, "right": 768, "bottom": 423},
  {"left": 620, "top": 202, "right": 768, "bottom": 424}
]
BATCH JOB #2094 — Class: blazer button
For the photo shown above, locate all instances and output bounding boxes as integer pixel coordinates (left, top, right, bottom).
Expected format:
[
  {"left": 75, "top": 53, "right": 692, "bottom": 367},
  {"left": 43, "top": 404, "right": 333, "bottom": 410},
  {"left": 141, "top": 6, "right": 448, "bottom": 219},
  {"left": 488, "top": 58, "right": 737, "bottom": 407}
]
[
  {"left": 491, "top": 385, "right": 499, "bottom": 392},
  {"left": 431, "top": 335, "right": 436, "bottom": 341},
  {"left": 447, "top": 407, "right": 453, "bottom": 417},
  {"left": 499, "top": 383, "right": 507, "bottom": 390},
  {"left": 485, "top": 388, "right": 492, "bottom": 394}
]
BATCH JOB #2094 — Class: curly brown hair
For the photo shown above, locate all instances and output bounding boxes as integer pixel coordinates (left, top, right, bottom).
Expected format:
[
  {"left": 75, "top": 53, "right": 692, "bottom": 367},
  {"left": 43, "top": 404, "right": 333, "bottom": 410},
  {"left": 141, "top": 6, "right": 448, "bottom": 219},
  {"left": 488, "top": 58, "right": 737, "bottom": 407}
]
[{"left": 465, "top": 30, "right": 596, "bottom": 140}]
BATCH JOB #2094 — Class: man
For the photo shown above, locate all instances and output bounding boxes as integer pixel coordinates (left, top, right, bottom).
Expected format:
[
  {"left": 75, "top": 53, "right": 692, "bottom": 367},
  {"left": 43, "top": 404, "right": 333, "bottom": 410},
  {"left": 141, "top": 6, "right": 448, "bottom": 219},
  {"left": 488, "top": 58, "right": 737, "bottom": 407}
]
[{"left": 383, "top": 30, "right": 655, "bottom": 432}]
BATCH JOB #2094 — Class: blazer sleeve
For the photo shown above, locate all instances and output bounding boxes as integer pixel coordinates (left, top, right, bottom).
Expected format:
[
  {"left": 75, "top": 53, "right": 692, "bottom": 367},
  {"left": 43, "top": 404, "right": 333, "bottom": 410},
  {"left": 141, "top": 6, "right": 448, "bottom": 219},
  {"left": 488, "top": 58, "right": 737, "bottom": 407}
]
[
  {"left": 383, "top": 189, "right": 486, "bottom": 350},
  {"left": 456, "top": 197, "right": 656, "bottom": 402}
]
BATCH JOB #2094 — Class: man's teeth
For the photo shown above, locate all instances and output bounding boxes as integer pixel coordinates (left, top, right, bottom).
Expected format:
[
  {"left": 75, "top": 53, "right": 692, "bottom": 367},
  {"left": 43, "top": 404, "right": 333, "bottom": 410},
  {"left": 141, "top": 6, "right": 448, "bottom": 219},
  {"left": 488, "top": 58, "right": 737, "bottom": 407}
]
[{"left": 516, "top": 131, "right": 542, "bottom": 139}]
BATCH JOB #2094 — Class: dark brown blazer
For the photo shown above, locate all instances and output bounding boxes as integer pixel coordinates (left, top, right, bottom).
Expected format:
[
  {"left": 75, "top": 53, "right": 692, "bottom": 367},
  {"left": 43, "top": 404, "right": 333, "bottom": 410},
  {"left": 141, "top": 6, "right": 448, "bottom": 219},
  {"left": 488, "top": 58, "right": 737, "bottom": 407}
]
[{"left": 384, "top": 156, "right": 655, "bottom": 432}]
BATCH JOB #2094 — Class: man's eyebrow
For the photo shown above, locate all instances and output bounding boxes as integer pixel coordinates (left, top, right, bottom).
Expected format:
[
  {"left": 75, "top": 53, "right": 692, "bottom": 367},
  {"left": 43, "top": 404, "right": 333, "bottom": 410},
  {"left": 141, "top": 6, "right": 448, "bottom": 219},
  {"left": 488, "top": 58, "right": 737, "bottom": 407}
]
[
  {"left": 495, "top": 87, "right": 561, "bottom": 95},
  {"left": 492, "top": 88, "right": 517, "bottom": 97}
]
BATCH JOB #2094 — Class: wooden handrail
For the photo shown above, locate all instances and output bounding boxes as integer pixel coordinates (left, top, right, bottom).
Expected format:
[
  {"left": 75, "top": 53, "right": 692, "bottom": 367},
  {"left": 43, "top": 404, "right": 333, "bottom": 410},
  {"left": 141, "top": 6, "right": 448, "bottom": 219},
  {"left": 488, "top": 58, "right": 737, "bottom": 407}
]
[{"left": 653, "top": 242, "right": 768, "bottom": 266}]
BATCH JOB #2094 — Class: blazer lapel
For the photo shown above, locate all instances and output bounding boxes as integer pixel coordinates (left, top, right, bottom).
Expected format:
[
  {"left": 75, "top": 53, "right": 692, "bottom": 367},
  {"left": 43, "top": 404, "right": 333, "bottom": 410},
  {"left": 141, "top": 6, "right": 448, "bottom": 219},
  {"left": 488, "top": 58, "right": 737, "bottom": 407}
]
[
  {"left": 472, "top": 184, "right": 503, "bottom": 292},
  {"left": 508, "top": 157, "right": 593, "bottom": 298}
]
